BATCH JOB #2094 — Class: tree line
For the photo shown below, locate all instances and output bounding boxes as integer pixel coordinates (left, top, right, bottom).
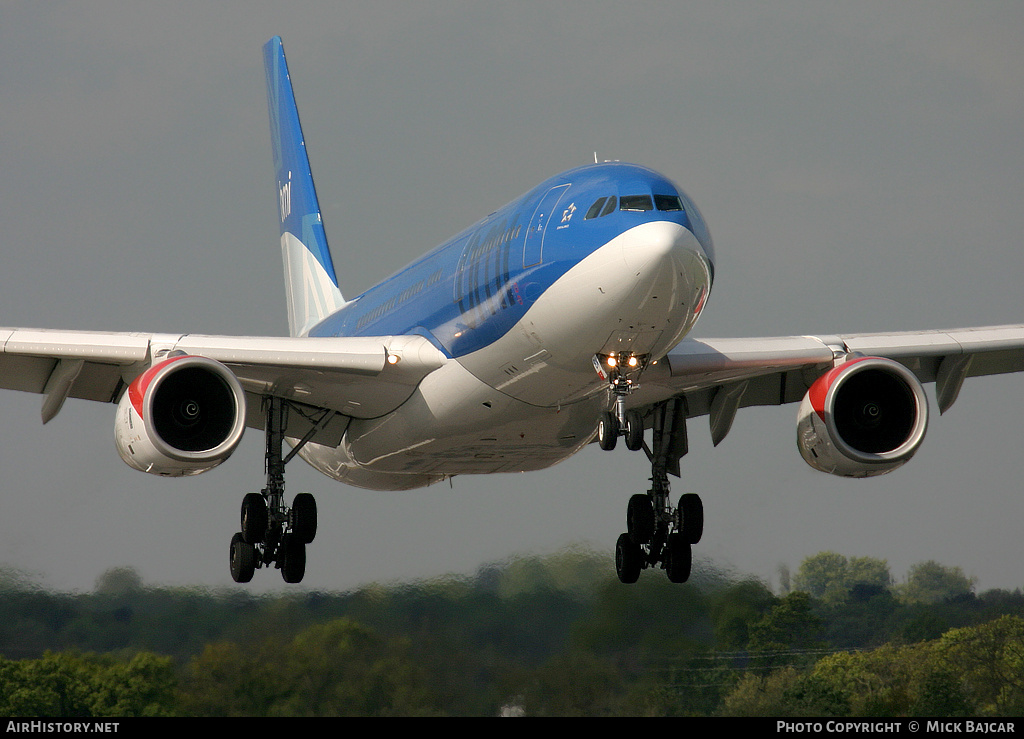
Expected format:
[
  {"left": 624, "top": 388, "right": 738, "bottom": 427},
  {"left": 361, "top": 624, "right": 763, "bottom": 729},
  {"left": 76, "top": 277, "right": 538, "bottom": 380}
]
[{"left": 1, "top": 548, "right": 1022, "bottom": 716}]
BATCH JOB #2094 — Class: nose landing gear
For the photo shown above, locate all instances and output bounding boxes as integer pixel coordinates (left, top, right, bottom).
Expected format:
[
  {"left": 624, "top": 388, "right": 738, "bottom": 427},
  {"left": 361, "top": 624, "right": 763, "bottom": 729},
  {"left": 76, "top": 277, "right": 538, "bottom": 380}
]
[{"left": 595, "top": 352, "right": 648, "bottom": 452}]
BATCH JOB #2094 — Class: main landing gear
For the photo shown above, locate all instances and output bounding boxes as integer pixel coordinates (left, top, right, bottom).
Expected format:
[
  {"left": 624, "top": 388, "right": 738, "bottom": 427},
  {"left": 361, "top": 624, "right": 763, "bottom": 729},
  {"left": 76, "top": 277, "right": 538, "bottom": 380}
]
[
  {"left": 614, "top": 471, "right": 703, "bottom": 585},
  {"left": 595, "top": 352, "right": 702, "bottom": 584},
  {"left": 229, "top": 396, "right": 328, "bottom": 584}
]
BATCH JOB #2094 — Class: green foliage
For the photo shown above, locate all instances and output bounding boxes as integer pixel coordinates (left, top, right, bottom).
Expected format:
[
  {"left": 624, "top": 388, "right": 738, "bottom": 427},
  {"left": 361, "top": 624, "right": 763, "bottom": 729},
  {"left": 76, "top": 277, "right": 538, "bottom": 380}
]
[
  {"left": 709, "top": 578, "right": 777, "bottom": 650},
  {"left": 94, "top": 567, "right": 143, "bottom": 597},
  {"left": 572, "top": 572, "right": 714, "bottom": 657},
  {"left": 933, "top": 615, "right": 1024, "bottom": 715},
  {"left": 793, "top": 552, "right": 849, "bottom": 600},
  {"left": 898, "top": 561, "right": 977, "bottom": 606},
  {"left": 721, "top": 667, "right": 805, "bottom": 716},
  {"left": 0, "top": 651, "right": 176, "bottom": 717},
  {"left": 912, "top": 666, "right": 973, "bottom": 717},
  {"left": 180, "top": 618, "right": 440, "bottom": 716},
  {"left": 748, "top": 591, "right": 823, "bottom": 664},
  {"left": 820, "top": 586, "right": 899, "bottom": 649},
  {"left": 517, "top": 650, "right": 627, "bottom": 716},
  {"left": 489, "top": 546, "right": 609, "bottom": 599},
  {"left": 897, "top": 606, "right": 954, "bottom": 643},
  {"left": 811, "top": 645, "right": 926, "bottom": 716},
  {"left": 1, "top": 548, "right": 1023, "bottom": 716},
  {"left": 719, "top": 617, "right": 1024, "bottom": 717},
  {"left": 793, "top": 552, "right": 892, "bottom": 605},
  {"left": 721, "top": 639, "right": 963, "bottom": 717}
]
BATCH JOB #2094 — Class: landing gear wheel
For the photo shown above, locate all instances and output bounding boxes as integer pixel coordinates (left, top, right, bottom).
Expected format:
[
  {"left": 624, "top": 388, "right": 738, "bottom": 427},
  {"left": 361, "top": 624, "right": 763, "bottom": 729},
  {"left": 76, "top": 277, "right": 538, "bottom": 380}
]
[
  {"left": 229, "top": 532, "right": 256, "bottom": 583},
  {"left": 615, "top": 533, "right": 642, "bottom": 584},
  {"left": 598, "top": 412, "right": 619, "bottom": 451},
  {"left": 679, "top": 493, "right": 704, "bottom": 544},
  {"left": 280, "top": 533, "right": 306, "bottom": 583},
  {"left": 665, "top": 532, "right": 692, "bottom": 583},
  {"left": 627, "top": 494, "right": 655, "bottom": 545},
  {"left": 241, "top": 493, "right": 268, "bottom": 543},
  {"left": 291, "top": 493, "right": 318, "bottom": 544},
  {"left": 624, "top": 410, "right": 644, "bottom": 451}
]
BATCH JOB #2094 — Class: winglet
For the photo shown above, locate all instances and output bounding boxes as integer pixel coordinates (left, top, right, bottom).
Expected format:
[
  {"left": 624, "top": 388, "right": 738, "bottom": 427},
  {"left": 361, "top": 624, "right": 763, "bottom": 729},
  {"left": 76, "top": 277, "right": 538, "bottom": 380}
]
[{"left": 264, "top": 36, "right": 346, "bottom": 337}]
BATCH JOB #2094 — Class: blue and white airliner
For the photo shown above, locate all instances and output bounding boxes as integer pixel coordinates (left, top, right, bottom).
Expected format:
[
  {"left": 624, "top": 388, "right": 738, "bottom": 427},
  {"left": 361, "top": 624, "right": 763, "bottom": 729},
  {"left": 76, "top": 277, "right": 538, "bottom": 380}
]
[{"left": 2, "top": 38, "right": 1023, "bottom": 584}]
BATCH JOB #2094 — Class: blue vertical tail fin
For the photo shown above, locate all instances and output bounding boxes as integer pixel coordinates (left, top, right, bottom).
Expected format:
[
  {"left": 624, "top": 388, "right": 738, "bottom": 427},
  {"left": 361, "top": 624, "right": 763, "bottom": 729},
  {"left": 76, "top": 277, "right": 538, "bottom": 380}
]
[{"left": 264, "top": 36, "right": 346, "bottom": 337}]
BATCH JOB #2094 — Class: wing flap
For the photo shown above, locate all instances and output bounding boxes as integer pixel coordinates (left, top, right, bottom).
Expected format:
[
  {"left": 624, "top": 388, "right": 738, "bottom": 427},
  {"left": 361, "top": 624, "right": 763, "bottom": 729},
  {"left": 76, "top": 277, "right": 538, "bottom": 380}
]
[{"left": 0, "top": 328, "right": 150, "bottom": 399}]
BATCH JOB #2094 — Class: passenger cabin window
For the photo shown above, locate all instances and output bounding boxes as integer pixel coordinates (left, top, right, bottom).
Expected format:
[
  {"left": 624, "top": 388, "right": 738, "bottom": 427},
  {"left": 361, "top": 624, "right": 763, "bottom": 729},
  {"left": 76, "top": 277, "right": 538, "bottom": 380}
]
[
  {"left": 620, "top": 195, "right": 654, "bottom": 211},
  {"left": 655, "top": 194, "right": 684, "bottom": 212}
]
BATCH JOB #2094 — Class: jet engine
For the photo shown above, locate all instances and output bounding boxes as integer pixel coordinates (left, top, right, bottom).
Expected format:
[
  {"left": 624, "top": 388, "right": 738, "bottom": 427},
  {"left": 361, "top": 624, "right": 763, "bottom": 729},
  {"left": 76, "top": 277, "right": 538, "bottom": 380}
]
[
  {"left": 796, "top": 357, "right": 929, "bottom": 478},
  {"left": 115, "top": 355, "right": 246, "bottom": 476}
]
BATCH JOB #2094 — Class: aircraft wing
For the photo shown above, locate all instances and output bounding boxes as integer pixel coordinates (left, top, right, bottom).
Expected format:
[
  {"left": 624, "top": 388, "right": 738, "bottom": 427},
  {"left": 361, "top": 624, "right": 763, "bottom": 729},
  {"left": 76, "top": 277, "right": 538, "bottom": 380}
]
[
  {"left": 630, "top": 324, "right": 1024, "bottom": 447},
  {"left": 0, "top": 328, "right": 446, "bottom": 444}
]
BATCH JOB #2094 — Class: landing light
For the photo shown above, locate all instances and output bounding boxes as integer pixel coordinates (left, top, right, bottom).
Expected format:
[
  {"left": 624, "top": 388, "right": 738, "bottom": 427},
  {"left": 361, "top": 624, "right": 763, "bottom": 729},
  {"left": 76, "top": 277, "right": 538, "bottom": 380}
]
[
  {"left": 627, "top": 356, "right": 639, "bottom": 368},
  {"left": 386, "top": 353, "right": 401, "bottom": 365},
  {"left": 606, "top": 356, "right": 617, "bottom": 368}
]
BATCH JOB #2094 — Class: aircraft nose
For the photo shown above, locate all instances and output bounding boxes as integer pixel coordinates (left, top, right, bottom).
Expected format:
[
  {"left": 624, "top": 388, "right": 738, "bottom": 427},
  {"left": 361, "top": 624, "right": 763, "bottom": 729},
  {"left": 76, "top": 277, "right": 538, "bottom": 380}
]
[{"left": 621, "top": 221, "right": 699, "bottom": 273}]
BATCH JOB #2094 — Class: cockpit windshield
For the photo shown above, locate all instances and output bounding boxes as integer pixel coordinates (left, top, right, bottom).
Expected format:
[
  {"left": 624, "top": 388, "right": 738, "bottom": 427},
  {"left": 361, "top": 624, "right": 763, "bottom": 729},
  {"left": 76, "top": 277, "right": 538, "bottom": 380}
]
[
  {"left": 619, "top": 195, "right": 654, "bottom": 211},
  {"left": 579, "top": 179, "right": 714, "bottom": 276},
  {"left": 654, "top": 194, "right": 684, "bottom": 211}
]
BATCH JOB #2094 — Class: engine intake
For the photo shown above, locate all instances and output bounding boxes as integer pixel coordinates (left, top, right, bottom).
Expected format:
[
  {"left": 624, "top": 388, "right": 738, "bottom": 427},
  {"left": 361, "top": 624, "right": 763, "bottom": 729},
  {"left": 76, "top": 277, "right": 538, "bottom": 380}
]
[
  {"left": 797, "top": 357, "right": 929, "bottom": 478},
  {"left": 115, "top": 355, "right": 247, "bottom": 476}
]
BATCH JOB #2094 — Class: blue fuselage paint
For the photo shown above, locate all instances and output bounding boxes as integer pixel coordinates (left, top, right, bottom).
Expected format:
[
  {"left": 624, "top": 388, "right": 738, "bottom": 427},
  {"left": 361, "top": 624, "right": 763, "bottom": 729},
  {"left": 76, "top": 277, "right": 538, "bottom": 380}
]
[{"left": 308, "top": 162, "right": 714, "bottom": 358}]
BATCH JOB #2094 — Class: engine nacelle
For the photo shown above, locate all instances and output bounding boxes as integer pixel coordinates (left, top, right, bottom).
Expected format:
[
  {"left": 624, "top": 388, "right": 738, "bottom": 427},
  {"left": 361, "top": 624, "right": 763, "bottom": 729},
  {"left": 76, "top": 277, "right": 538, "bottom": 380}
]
[
  {"left": 115, "top": 355, "right": 246, "bottom": 476},
  {"left": 797, "top": 356, "right": 929, "bottom": 478}
]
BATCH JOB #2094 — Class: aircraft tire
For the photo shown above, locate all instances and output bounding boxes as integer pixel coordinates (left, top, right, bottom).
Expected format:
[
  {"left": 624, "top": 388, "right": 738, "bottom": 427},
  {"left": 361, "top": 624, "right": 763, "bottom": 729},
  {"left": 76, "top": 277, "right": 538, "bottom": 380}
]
[
  {"left": 291, "top": 492, "right": 318, "bottom": 544},
  {"left": 624, "top": 411, "right": 644, "bottom": 451},
  {"left": 615, "top": 533, "right": 642, "bottom": 584},
  {"left": 598, "top": 412, "right": 619, "bottom": 451},
  {"left": 229, "top": 532, "right": 256, "bottom": 583},
  {"left": 280, "top": 534, "right": 306, "bottom": 584},
  {"left": 679, "top": 493, "right": 704, "bottom": 544},
  {"left": 627, "top": 494, "right": 655, "bottom": 545},
  {"left": 241, "top": 493, "right": 268, "bottom": 544},
  {"left": 665, "top": 533, "right": 692, "bottom": 583}
]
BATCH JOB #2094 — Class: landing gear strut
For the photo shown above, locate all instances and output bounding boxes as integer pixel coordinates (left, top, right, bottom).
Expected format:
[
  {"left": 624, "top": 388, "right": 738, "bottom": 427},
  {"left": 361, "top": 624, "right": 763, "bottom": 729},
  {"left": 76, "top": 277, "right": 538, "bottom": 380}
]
[
  {"left": 595, "top": 352, "right": 646, "bottom": 452},
  {"left": 229, "top": 396, "right": 327, "bottom": 584},
  {"left": 598, "top": 389, "right": 703, "bottom": 584}
]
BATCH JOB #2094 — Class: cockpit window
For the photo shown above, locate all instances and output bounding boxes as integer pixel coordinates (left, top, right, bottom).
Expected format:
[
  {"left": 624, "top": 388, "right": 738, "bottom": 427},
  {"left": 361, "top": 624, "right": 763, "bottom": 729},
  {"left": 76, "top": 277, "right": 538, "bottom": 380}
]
[
  {"left": 620, "top": 195, "right": 654, "bottom": 211},
  {"left": 599, "top": 197, "right": 617, "bottom": 217},
  {"left": 584, "top": 197, "right": 608, "bottom": 220},
  {"left": 654, "top": 194, "right": 684, "bottom": 212}
]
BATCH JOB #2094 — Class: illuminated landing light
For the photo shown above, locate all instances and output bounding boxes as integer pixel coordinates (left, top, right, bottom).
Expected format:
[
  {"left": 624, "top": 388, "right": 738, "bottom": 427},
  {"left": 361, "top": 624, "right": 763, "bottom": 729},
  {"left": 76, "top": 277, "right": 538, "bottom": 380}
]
[
  {"left": 386, "top": 353, "right": 401, "bottom": 365},
  {"left": 602, "top": 353, "right": 645, "bottom": 370}
]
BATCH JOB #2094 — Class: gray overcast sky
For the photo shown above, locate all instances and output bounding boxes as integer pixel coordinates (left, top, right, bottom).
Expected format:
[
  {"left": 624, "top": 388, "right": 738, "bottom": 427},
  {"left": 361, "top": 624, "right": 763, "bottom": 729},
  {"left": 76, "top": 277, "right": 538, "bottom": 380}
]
[{"left": 1, "top": 1, "right": 1023, "bottom": 594}]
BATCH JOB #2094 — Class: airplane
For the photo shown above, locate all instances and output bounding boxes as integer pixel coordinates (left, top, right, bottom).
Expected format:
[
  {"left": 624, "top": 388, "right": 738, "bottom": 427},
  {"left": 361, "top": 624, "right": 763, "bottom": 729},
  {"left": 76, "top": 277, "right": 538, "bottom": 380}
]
[{"left": 2, "top": 36, "right": 1023, "bottom": 585}]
